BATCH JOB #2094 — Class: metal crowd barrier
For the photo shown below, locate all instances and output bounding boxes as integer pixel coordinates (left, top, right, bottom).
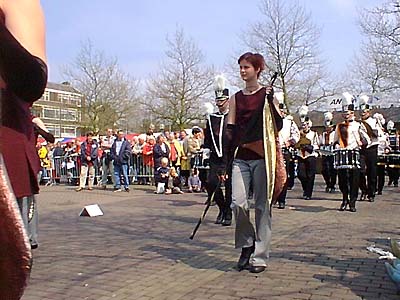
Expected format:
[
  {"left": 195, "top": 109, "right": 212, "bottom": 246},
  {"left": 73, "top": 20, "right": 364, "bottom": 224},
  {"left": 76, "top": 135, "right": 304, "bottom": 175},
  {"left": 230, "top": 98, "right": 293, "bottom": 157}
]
[{"left": 40, "top": 154, "right": 155, "bottom": 186}]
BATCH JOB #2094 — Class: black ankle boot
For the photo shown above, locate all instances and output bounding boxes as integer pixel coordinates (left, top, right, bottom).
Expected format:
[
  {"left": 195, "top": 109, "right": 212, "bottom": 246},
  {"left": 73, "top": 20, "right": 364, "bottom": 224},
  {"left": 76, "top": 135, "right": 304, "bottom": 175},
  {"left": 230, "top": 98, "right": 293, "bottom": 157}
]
[
  {"left": 237, "top": 245, "right": 254, "bottom": 271},
  {"left": 221, "top": 208, "right": 232, "bottom": 226},
  {"left": 215, "top": 211, "right": 224, "bottom": 224}
]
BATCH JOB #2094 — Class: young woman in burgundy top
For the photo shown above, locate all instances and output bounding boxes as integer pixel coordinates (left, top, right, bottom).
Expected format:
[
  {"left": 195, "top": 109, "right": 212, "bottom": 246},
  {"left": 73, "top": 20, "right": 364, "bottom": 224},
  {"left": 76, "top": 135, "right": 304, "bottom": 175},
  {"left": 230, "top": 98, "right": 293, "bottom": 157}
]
[
  {"left": 225, "top": 52, "right": 282, "bottom": 273},
  {"left": 0, "top": 0, "right": 47, "bottom": 298}
]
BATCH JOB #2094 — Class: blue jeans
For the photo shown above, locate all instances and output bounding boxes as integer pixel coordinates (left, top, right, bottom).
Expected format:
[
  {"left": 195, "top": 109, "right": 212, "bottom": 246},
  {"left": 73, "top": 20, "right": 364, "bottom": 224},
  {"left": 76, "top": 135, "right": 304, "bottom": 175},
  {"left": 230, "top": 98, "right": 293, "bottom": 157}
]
[{"left": 114, "top": 164, "right": 129, "bottom": 189}]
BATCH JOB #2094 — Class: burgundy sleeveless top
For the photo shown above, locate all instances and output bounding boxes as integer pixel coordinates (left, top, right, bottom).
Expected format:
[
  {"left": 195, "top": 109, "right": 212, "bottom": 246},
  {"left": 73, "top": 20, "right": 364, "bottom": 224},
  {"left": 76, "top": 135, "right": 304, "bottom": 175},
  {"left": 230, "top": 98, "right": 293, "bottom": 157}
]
[{"left": 234, "top": 87, "right": 266, "bottom": 160}]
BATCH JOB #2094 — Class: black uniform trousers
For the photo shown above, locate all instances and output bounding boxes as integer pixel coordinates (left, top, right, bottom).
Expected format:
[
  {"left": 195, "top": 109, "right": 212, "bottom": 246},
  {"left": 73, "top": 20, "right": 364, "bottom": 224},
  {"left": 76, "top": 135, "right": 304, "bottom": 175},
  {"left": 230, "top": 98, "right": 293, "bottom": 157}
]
[
  {"left": 206, "top": 162, "right": 232, "bottom": 219},
  {"left": 388, "top": 167, "right": 399, "bottom": 186},
  {"left": 321, "top": 155, "right": 337, "bottom": 190},
  {"left": 359, "top": 145, "right": 378, "bottom": 199},
  {"left": 297, "top": 156, "right": 317, "bottom": 198},
  {"left": 338, "top": 168, "right": 359, "bottom": 208},
  {"left": 376, "top": 162, "right": 385, "bottom": 194}
]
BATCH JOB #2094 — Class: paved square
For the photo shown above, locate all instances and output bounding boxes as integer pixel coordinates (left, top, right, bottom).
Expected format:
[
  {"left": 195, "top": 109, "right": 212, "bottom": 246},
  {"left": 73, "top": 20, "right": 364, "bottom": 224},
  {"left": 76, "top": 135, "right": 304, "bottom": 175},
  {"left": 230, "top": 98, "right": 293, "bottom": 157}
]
[{"left": 21, "top": 175, "right": 400, "bottom": 299}]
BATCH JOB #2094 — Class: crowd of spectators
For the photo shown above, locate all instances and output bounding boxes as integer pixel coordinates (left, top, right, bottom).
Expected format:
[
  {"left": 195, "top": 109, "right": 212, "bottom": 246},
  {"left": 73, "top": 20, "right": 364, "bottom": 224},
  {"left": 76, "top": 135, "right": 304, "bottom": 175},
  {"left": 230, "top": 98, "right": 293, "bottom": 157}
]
[{"left": 36, "top": 126, "right": 209, "bottom": 194}]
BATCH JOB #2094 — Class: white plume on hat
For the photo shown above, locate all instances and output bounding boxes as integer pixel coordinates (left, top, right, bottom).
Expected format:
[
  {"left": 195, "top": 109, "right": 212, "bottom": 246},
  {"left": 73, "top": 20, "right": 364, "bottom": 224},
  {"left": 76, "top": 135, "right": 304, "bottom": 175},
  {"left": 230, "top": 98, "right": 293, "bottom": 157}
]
[
  {"left": 275, "top": 91, "right": 284, "bottom": 104},
  {"left": 204, "top": 102, "right": 214, "bottom": 115},
  {"left": 373, "top": 113, "right": 385, "bottom": 125},
  {"left": 298, "top": 105, "right": 309, "bottom": 118},
  {"left": 387, "top": 120, "right": 395, "bottom": 130},
  {"left": 359, "top": 94, "right": 369, "bottom": 106},
  {"left": 342, "top": 92, "right": 354, "bottom": 106},
  {"left": 214, "top": 74, "right": 226, "bottom": 91},
  {"left": 324, "top": 112, "right": 333, "bottom": 122}
]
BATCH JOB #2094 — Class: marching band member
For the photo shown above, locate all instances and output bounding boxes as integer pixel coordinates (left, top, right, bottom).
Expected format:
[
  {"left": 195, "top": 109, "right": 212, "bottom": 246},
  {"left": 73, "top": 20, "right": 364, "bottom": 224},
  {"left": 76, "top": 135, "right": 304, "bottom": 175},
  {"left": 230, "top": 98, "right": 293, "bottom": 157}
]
[
  {"left": 276, "top": 92, "right": 300, "bottom": 208},
  {"left": 295, "top": 105, "right": 319, "bottom": 200},
  {"left": 203, "top": 75, "right": 232, "bottom": 226},
  {"left": 334, "top": 92, "right": 367, "bottom": 212},
  {"left": 319, "top": 112, "right": 337, "bottom": 193},
  {"left": 386, "top": 120, "right": 399, "bottom": 187},
  {"left": 374, "top": 113, "right": 390, "bottom": 195},
  {"left": 358, "top": 95, "right": 385, "bottom": 202}
]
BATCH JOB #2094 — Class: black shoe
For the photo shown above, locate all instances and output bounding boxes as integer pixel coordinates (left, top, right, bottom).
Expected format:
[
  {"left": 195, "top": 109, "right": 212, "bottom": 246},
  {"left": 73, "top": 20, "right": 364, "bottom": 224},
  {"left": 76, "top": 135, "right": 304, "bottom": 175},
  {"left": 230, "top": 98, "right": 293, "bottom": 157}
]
[
  {"left": 278, "top": 203, "right": 285, "bottom": 209},
  {"left": 339, "top": 203, "right": 346, "bottom": 211},
  {"left": 125, "top": 187, "right": 130, "bottom": 192},
  {"left": 215, "top": 211, "right": 224, "bottom": 224},
  {"left": 368, "top": 197, "right": 375, "bottom": 202},
  {"left": 250, "top": 265, "right": 266, "bottom": 273},
  {"left": 329, "top": 187, "right": 336, "bottom": 193},
  {"left": 305, "top": 196, "right": 311, "bottom": 200},
  {"left": 222, "top": 209, "right": 232, "bottom": 226},
  {"left": 237, "top": 245, "right": 254, "bottom": 271},
  {"left": 31, "top": 244, "right": 38, "bottom": 250},
  {"left": 325, "top": 187, "right": 330, "bottom": 193},
  {"left": 377, "top": 191, "right": 382, "bottom": 195},
  {"left": 221, "top": 218, "right": 232, "bottom": 226},
  {"left": 349, "top": 207, "right": 357, "bottom": 212}
]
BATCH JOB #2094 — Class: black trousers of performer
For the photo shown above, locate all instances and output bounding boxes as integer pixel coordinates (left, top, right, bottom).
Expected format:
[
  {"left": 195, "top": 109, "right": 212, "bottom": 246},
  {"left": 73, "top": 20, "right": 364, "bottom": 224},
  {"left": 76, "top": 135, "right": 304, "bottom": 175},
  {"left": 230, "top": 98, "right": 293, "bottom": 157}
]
[
  {"left": 207, "top": 162, "right": 232, "bottom": 224},
  {"left": 297, "top": 156, "right": 317, "bottom": 199},
  {"left": 388, "top": 167, "right": 399, "bottom": 186},
  {"left": 287, "top": 159, "right": 296, "bottom": 189},
  {"left": 338, "top": 168, "right": 359, "bottom": 209},
  {"left": 376, "top": 164, "right": 385, "bottom": 194},
  {"left": 359, "top": 145, "right": 378, "bottom": 200},
  {"left": 277, "top": 152, "right": 291, "bottom": 206},
  {"left": 321, "top": 155, "right": 337, "bottom": 191}
]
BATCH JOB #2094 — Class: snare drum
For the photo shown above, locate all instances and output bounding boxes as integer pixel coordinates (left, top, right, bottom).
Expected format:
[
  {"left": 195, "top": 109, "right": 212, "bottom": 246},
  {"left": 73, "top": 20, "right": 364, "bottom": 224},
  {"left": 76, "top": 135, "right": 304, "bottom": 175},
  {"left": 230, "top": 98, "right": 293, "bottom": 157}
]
[
  {"left": 333, "top": 149, "right": 361, "bottom": 169},
  {"left": 386, "top": 154, "right": 400, "bottom": 168},
  {"left": 320, "top": 145, "right": 334, "bottom": 156}
]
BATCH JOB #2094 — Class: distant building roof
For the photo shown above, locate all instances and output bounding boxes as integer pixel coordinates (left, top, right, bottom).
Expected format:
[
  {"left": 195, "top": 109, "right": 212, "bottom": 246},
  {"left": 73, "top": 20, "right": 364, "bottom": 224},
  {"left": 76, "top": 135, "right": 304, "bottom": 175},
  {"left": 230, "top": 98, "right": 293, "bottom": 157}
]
[{"left": 47, "top": 82, "right": 81, "bottom": 94}]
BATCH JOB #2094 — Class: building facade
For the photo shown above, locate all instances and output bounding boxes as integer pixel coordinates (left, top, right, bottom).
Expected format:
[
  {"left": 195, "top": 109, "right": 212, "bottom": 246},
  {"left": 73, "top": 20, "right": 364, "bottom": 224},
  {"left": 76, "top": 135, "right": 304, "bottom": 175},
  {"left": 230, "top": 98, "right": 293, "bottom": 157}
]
[{"left": 31, "top": 82, "right": 83, "bottom": 138}]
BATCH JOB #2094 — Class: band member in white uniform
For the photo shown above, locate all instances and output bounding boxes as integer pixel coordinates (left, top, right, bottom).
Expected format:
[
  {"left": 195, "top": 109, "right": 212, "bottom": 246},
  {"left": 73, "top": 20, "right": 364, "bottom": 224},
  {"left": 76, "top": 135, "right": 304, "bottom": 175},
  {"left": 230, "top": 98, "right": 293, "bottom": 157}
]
[
  {"left": 276, "top": 92, "right": 300, "bottom": 208},
  {"left": 295, "top": 105, "right": 319, "bottom": 200},
  {"left": 319, "top": 112, "right": 337, "bottom": 193},
  {"left": 333, "top": 93, "right": 368, "bottom": 212},
  {"left": 374, "top": 114, "right": 390, "bottom": 195},
  {"left": 386, "top": 120, "right": 400, "bottom": 187},
  {"left": 358, "top": 95, "right": 385, "bottom": 202}
]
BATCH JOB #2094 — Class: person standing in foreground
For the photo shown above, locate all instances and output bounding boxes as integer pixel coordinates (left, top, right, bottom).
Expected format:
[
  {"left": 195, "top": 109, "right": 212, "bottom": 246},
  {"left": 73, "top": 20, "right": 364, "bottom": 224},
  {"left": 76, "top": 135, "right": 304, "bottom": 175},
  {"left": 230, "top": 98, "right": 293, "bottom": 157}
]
[
  {"left": 203, "top": 74, "right": 232, "bottom": 226},
  {"left": 0, "top": 0, "right": 47, "bottom": 297},
  {"left": 224, "top": 52, "right": 283, "bottom": 273}
]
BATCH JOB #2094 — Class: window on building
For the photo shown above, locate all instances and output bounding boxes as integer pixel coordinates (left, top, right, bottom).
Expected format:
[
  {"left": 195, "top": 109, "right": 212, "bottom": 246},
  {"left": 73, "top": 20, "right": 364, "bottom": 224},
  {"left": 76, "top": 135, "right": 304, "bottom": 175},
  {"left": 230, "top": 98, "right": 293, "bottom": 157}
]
[
  {"left": 49, "top": 92, "right": 59, "bottom": 102},
  {"left": 60, "top": 109, "right": 77, "bottom": 121},
  {"left": 43, "top": 107, "right": 60, "bottom": 120},
  {"left": 46, "top": 124, "right": 60, "bottom": 138},
  {"left": 61, "top": 126, "right": 76, "bottom": 137},
  {"left": 41, "top": 91, "right": 50, "bottom": 101},
  {"left": 69, "top": 94, "right": 82, "bottom": 106}
]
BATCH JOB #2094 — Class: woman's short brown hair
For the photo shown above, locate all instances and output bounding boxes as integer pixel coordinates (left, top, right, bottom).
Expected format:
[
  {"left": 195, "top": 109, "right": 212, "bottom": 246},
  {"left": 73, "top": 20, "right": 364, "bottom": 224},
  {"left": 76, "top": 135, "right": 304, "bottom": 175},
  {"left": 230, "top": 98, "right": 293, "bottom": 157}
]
[{"left": 238, "top": 52, "right": 266, "bottom": 78}]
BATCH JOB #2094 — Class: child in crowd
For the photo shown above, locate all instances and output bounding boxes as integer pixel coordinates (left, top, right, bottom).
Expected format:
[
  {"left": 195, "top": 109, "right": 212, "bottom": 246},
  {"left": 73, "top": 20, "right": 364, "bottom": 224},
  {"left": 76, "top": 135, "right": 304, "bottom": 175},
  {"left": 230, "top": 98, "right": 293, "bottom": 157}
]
[
  {"left": 188, "top": 168, "right": 201, "bottom": 193},
  {"left": 169, "top": 167, "right": 184, "bottom": 194},
  {"left": 155, "top": 157, "right": 169, "bottom": 194}
]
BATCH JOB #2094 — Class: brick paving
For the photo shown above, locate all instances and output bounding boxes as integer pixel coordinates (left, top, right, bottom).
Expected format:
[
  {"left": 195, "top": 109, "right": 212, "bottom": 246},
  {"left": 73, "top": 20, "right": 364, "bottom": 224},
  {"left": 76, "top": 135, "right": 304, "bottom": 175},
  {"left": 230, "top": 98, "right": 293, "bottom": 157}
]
[{"left": 20, "top": 175, "right": 400, "bottom": 300}]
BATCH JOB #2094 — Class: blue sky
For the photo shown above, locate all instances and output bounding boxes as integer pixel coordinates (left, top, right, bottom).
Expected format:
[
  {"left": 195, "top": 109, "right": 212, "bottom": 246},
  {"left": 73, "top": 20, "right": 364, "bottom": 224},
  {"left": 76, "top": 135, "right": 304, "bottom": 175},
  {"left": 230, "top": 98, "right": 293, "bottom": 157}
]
[{"left": 42, "top": 0, "right": 382, "bottom": 83}]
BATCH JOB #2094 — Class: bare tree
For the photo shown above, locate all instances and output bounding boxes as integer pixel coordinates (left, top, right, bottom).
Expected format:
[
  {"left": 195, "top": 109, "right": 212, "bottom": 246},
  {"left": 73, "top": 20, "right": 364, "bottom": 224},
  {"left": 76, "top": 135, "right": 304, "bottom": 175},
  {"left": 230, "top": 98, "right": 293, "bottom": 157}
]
[
  {"left": 63, "top": 40, "right": 141, "bottom": 134},
  {"left": 356, "top": 1, "right": 400, "bottom": 93},
  {"left": 142, "top": 28, "right": 214, "bottom": 130},
  {"left": 241, "top": 0, "right": 327, "bottom": 111}
]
